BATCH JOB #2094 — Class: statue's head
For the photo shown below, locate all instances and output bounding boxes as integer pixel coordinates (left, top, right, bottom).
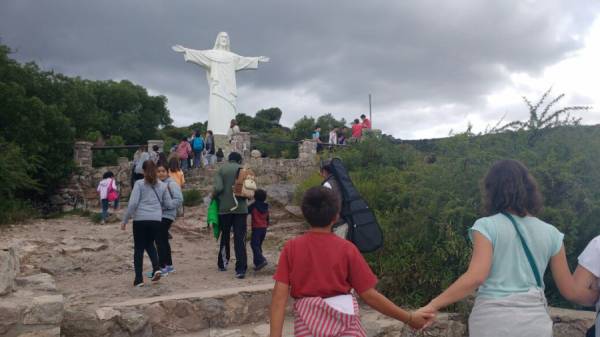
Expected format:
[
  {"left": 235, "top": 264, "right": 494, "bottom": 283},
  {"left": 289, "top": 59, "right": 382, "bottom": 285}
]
[{"left": 214, "top": 32, "right": 230, "bottom": 51}]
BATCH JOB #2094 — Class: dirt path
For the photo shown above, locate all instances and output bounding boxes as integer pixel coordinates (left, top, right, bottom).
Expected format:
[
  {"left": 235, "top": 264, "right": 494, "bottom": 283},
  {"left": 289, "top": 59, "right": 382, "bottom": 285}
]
[{"left": 0, "top": 204, "right": 305, "bottom": 311}]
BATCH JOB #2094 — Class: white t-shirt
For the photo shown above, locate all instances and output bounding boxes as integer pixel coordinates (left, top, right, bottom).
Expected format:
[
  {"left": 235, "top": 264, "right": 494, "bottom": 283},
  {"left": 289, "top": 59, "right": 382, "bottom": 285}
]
[{"left": 578, "top": 235, "right": 600, "bottom": 310}]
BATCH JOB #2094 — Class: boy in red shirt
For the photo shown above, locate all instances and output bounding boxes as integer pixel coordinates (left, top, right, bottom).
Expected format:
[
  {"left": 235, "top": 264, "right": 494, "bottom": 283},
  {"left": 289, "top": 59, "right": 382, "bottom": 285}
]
[
  {"left": 248, "top": 189, "right": 269, "bottom": 271},
  {"left": 270, "top": 187, "right": 433, "bottom": 336}
]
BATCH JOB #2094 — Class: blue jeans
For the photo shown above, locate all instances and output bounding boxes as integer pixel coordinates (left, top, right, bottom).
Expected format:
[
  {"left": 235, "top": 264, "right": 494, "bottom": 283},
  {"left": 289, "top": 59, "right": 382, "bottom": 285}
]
[
  {"left": 193, "top": 150, "right": 202, "bottom": 168},
  {"left": 250, "top": 228, "right": 267, "bottom": 267},
  {"left": 180, "top": 159, "right": 189, "bottom": 171},
  {"left": 101, "top": 198, "right": 119, "bottom": 221}
]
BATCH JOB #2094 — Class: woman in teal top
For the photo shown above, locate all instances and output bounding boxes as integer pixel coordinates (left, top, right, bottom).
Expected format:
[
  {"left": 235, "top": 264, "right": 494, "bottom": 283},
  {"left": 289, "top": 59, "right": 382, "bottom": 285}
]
[{"left": 418, "top": 160, "right": 598, "bottom": 336}]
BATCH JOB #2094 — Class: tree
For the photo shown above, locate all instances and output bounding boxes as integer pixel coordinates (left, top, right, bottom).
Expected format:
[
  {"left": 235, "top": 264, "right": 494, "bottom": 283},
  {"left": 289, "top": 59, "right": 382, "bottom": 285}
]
[
  {"left": 291, "top": 116, "right": 316, "bottom": 141},
  {"left": 494, "top": 87, "right": 590, "bottom": 133}
]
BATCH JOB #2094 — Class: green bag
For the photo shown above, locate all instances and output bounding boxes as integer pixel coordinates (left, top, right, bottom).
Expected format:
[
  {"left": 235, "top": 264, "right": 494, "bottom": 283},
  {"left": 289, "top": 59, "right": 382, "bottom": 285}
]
[{"left": 208, "top": 198, "right": 220, "bottom": 240}]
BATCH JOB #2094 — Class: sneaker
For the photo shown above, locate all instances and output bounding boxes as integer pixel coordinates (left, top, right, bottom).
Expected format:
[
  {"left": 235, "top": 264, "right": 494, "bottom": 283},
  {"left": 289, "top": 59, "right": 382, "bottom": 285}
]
[
  {"left": 151, "top": 270, "right": 162, "bottom": 282},
  {"left": 218, "top": 266, "right": 227, "bottom": 272},
  {"left": 235, "top": 273, "right": 245, "bottom": 279},
  {"left": 133, "top": 281, "right": 145, "bottom": 287},
  {"left": 166, "top": 265, "right": 175, "bottom": 273},
  {"left": 146, "top": 271, "right": 154, "bottom": 279},
  {"left": 254, "top": 260, "right": 268, "bottom": 271},
  {"left": 160, "top": 267, "right": 170, "bottom": 276}
]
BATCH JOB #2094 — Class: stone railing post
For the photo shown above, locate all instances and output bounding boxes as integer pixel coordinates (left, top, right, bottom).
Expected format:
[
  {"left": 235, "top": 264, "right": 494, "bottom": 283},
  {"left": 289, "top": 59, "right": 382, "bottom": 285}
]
[
  {"left": 74, "top": 141, "right": 93, "bottom": 169},
  {"left": 148, "top": 139, "right": 164, "bottom": 153},
  {"left": 231, "top": 132, "right": 251, "bottom": 160},
  {"left": 298, "top": 139, "right": 318, "bottom": 163}
]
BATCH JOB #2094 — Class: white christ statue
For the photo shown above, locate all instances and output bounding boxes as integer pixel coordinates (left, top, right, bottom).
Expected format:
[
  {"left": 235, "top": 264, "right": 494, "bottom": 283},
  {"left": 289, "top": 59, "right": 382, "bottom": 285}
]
[{"left": 172, "top": 32, "right": 269, "bottom": 135}]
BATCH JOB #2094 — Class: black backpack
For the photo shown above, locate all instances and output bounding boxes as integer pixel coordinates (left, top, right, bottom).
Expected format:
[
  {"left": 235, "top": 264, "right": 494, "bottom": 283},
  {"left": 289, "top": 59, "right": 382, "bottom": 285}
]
[{"left": 327, "top": 158, "right": 383, "bottom": 253}]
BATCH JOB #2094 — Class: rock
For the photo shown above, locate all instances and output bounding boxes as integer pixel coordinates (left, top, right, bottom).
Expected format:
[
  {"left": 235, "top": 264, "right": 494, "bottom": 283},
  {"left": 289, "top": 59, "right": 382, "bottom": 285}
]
[
  {"left": 252, "top": 324, "right": 269, "bottom": 337},
  {"left": 57, "top": 245, "right": 83, "bottom": 254},
  {"left": 0, "top": 245, "right": 19, "bottom": 295},
  {"left": 22, "top": 295, "right": 64, "bottom": 325},
  {"left": 96, "top": 307, "right": 120, "bottom": 321},
  {"left": 0, "top": 296, "right": 24, "bottom": 335},
  {"left": 82, "top": 242, "right": 108, "bottom": 252},
  {"left": 264, "top": 183, "right": 296, "bottom": 207},
  {"left": 251, "top": 149, "right": 261, "bottom": 158},
  {"left": 117, "top": 310, "right": 149, "bottom": 334},
  {"left": 17, "top": 327, "right": 61, "bottom": 337},
  {"left": 284, "top": 205, "right": 303, "bottom": 218},
  {"left": 40, "top": 256, "right": 80, "bottom": 275},
  {"left": 15, "top": 273, "right": 56, "bottom": 292},
  {"left": 212, "top": 329, "right": 242, "bottom": 337}
]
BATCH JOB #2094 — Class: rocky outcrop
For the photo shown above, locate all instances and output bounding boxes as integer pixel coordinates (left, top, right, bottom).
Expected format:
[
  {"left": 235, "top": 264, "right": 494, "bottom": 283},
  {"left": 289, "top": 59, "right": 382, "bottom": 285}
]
[{"left": 0, "top": 244, "right": 19, "bottom": 295}]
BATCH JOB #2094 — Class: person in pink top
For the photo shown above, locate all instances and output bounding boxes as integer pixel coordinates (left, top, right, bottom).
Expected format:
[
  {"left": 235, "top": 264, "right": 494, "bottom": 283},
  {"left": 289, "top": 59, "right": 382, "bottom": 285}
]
[
  {"left": 351, "top": 119, "right": 363, "bottom": 141},
  {"left": 360, "top": 114, "right": 372, "bottom": 129},
  {"left": 176, "top": 137, "right": 192, "bottom": 171}
]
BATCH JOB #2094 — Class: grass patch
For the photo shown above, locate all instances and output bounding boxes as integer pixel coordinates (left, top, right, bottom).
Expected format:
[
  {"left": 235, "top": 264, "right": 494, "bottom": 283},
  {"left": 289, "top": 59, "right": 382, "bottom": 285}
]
[
  {"left": 183, "top": 189, "right": 204, "bottom": 207},
  {"left": 0, "top": 200, "right": 38, "bottom": 225}
]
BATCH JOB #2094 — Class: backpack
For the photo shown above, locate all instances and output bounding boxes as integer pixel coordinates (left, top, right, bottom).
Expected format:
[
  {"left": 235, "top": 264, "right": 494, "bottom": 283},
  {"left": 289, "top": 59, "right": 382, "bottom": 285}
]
[
  {"left": 192, "top": 137, "right": 204, "bottom": 151},
  {"left": 107, "top": 179, "right": 119, "bottom": 202},
  {"left": 327, "top": 158, "right": 383, "bottom": 253},
  {"left": 233, "top": 166, "right": 257, "bottom": 199}
]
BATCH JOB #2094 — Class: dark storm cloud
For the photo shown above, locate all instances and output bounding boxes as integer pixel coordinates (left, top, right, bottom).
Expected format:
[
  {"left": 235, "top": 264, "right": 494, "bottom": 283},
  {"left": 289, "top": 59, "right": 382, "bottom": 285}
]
[{"left": 0, "top": 0, "right": 598, "bottom": 136}]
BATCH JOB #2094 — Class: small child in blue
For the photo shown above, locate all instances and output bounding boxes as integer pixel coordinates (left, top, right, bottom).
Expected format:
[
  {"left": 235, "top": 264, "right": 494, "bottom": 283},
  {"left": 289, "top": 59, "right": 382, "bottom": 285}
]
[{"left": 248, "top": 189, "right": 269, "bottom": 271}]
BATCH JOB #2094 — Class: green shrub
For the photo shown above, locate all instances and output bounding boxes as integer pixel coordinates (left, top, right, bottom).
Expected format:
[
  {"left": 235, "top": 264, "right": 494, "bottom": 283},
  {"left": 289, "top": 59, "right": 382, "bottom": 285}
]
[
  {"left": 293, "top": 172, "right": 323, "bottom": 204},
  {"left": 0, "top": 199, "right": 38, "bottom": 225},
  {"left": 292, "top": 127, "right": 600, "bottom": 308},
  {"left": 183, "top": 189, "right": 203, "bottom": 207}
]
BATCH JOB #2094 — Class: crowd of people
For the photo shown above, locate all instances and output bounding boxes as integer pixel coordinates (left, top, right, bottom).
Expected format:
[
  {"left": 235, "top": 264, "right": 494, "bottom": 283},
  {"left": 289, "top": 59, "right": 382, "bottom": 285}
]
[
  {"left": 313, "top": 114, "right": 372, "bottom": 152},
  {"left": 172, "top": 129, "right": 220, "bottom": 171}
]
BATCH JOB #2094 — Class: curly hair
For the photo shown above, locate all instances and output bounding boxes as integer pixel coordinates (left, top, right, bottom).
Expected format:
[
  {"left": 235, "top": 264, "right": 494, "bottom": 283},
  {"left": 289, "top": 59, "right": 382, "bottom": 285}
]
[{"left": 482, "top": 159, "right": 543, "bottom": 217}]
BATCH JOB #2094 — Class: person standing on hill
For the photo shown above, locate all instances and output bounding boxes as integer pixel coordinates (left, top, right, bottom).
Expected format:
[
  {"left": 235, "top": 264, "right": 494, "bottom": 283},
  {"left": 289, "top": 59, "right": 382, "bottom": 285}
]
[
  {"left": 351, "top": 119, "right": 363, "bottom": 142},
  {"left": 418, "top": 159, "right": 598, "bottom": 336},
  {"left": 320, "top": 160, "right": 347, "bottom": 239},
  {"left": 155, "top": 161, "right": 183, "bottom": 276},
  {"left": 248, "top": 189, "right": 270, "bottom": 271},
  {"left": 176, "top": 137, "right": 192, "bottom": 171},
  {"left": 192, "top": 130, "right": 205, "bottom": 169},
  {"left": 168, "top": 157, "right": 185, "bottom": 188},
  {"left": 328, "top": 127, "right": 338, "bottom": 146},
  {"left": 213, "top": 152, "right": 249, "bottom": 279},
  {"left": 227, "top": 119, "right": 240, "bottom": 143},
  {"left": 149, "top": 145, "right": 160, "bottom": 164},
  {"left": 132, "top": 145, "right": 149, "bottom": 184},
  {"left": 204, "top": 130, "right": 217, "bottom": 167},
  {"left": 360, "top": 114, "right": 372, "bottom": 130},
  {"left": 97, "top": 171, "right": 119, "bottom": 225},
  {"left": 121, "top": 160, "right": 175, "bottom": 287}
]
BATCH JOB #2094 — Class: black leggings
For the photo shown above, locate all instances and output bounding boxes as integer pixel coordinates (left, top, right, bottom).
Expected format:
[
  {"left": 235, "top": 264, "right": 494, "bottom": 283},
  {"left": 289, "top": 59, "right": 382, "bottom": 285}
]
[
  {"left": 133, "top": 220, "right": 161, "bottom": 283},
  {"left": 156, "top": 218, "right": 174, "bottom": 268},
  {"left": 217, "top": 213, "right": 248, "bottom": 274}
]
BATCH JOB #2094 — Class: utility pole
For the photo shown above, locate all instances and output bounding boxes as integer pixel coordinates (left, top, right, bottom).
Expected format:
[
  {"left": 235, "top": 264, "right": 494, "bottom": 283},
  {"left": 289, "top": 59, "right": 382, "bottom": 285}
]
[{"left": 368, "top": 94, "right": 372, "bottom": 124}]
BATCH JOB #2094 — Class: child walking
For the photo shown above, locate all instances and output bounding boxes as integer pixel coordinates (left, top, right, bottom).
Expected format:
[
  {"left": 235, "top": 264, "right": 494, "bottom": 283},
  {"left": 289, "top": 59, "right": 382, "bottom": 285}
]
[
  {"left": 248, "top": 189, "right": 269, "bottom": 271},
  {"left": 270, "top": 187, "right": 433, "bottom": 337},
  {"left": 96, "top": 171, "right": 119, "bottom": 225},
  {"left": 154, "top": 162, "right": 184, "bottom": 275}
]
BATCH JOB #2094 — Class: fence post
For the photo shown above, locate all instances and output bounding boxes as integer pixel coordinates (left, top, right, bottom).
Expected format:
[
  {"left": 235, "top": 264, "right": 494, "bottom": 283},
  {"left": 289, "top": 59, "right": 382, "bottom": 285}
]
[
  {"left": 298, "top": 140, "right": 318, "bottom": 163},
  {"left": 147, "top": 139, "right": 164, "bottom": 153},
  {"left": 74, "top": 141, "right": 93, "bottom": 169}
]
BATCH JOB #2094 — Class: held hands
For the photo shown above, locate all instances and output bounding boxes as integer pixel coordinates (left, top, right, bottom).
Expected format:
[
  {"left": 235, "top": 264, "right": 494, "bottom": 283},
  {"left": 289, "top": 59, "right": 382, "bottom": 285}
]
[
  {"left": 413, "top": 303, "right": 439, "bottom": 329},
  {"left": 408, "top": 310, "right": 436, "bottom": 330},
  {"left": 258, "top": 56, "right": 270, "bottom": 62},
  {"left": 172, "top": 45, "right": 186, "bottom": 53}
]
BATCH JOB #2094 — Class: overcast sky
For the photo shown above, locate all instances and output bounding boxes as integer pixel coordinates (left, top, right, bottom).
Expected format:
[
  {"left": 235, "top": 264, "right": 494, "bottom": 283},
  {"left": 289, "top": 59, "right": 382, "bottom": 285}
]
[{"left": 1, "top": 1, "right": 599, "bottom": 139}]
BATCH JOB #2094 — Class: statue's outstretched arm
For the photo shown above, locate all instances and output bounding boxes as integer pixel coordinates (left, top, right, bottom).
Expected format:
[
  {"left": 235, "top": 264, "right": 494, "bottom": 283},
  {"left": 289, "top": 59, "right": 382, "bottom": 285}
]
[{"left": 172, "top": 45, "right": 186, "bottom": 53}]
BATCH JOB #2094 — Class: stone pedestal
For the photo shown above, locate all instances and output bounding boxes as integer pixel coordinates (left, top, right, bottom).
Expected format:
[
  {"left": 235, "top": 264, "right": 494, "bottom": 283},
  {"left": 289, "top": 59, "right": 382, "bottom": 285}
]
[
  {"left": 231, "top": 132, "right": 251, "bottom": 160},
  {"left": 148, "top": 139, "right": 165, "bottom": 153},
  {"left": 73, "top": 141, "right": 93, "bottom": 169},
  {"left": 298, "top": 140, "right": 317, "bottom": 163},
  {"left": 213, "top": 134, "right": 231, "bottom": 159}
]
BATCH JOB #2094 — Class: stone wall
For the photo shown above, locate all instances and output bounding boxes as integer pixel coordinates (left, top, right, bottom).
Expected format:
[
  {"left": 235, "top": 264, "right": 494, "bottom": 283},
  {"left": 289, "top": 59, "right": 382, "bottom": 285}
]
[
  {"left": 52, "top": 136, "right": 319, "bottom": 210},
  {"left": 0, "top": 243, "right": 64, "bottom": 337}
]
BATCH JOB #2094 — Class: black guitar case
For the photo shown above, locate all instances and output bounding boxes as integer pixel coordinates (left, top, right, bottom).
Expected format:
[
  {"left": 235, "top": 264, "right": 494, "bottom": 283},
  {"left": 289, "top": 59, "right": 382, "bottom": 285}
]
[{"left": 328, "top": 158, "right": 383, "bottom": 253}]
